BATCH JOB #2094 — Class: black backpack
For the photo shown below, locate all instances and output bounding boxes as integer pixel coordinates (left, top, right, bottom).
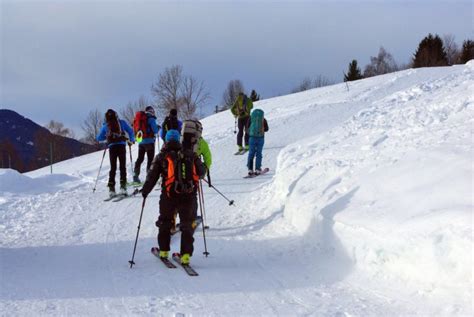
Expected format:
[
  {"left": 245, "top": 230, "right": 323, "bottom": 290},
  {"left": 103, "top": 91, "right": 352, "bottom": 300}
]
[
  {"left": 162, "top": 115, "right": 179, "bottom": 136},
  {"left": 105, "top": 110, "right": 126, "bottom": 144}
]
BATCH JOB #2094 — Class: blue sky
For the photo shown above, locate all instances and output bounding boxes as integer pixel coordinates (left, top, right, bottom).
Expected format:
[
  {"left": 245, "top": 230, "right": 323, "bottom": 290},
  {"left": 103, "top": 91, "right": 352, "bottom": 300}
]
[{"left": 1, "top": 0, "right": 472, "bottom": 135}]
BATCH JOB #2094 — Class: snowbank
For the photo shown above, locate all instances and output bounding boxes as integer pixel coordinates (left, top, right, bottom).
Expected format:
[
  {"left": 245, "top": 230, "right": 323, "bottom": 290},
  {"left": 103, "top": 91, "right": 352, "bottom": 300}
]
[
  {"left": 0, "top": 168, "right": 80, "bottom": 194},
  {"left": 264, "top": 63, "right": 473, "bottom": 311}
]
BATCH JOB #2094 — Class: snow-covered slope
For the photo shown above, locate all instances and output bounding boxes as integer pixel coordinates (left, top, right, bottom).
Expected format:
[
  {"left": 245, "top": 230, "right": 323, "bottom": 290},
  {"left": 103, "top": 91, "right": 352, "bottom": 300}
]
[{"left": 1, "top": 63, "right": 473, "bottom": 316}]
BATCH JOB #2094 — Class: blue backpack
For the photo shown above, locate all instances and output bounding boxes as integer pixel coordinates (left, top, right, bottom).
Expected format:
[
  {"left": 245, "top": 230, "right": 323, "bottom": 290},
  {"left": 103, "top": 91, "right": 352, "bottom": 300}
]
[{"left": 249, "top": 109, "right": 265, "bottom": 137}]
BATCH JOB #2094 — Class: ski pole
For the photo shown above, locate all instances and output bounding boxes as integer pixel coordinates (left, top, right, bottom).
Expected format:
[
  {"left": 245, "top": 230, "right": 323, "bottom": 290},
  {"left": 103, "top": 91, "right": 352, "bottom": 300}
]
[
  {"left": 202, "top": 179, "right": 235, "bottom": 206},
  {"left": 129, "top": 197, "right": 146, "bottom": 268},
  {"left": 197, "top": 184, "right": 210, "bottom": 257},
  {"left": 92, "top": 147, "right": 107, "bottom": 193},
  {"left": 128, "top": 143, "right": 134, "bottom": 177},
  {"left": 206, "top": 170, "right": 212, "bottom": 187},
  {"left": 199, "top": 180, "right": 208, "bottom": 226}
]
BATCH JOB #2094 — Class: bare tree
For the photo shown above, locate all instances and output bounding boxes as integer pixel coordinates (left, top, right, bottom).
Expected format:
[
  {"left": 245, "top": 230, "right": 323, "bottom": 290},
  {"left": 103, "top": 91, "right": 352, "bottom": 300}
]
[
  {"left": 221, "top": 79, "right": 245, "bottom": 111},
  {"left": 363, "top": 46, "right": 398, "bottom": 78},
  {"left": 45, "top": 120, "right": 74, "bottom": 138},
  {"left": 120, "top": 95, "right": 151, "bottom": 126},
  {"left": 181, "top": 75, "right": 211, "bottom": 119},
  {"left": 291, "top": 75, "right": 334, "bottom": 93},
  {"left": 443, "top": 34, "right": 459, "bottom": 65},
  {"left": 291, "top": 77, "right": 312, "bottom": 93},
  {"left": 81, "top": 109, "right": 103, "bottom": 148},
  {"left": 151, "top": 65, "right": 183, "bottom": 117}
]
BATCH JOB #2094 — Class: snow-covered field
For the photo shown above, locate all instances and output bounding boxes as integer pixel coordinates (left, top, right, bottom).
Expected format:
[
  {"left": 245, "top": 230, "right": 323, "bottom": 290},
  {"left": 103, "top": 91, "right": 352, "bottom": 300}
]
[{"left": 1, "top": 62, "right": 473, "bottom": 316}]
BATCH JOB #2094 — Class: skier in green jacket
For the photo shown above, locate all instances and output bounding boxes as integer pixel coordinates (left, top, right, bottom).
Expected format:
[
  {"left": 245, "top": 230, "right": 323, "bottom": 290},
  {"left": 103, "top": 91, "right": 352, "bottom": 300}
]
[{"left": 231, "top": 92, "right": 253, "bottom": 154}]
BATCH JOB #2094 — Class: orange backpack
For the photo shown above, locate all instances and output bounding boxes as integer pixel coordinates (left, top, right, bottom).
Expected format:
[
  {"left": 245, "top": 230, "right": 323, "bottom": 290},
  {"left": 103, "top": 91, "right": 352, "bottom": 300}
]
[{"left": 163, "top": 149, "right": 199, "bottom": 196}]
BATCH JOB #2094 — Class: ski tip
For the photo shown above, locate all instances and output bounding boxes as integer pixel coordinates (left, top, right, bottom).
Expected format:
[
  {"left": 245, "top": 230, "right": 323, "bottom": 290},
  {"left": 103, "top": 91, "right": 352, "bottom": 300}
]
[{"left": 172, "top": 252, "right": 181, "bottom": 258}]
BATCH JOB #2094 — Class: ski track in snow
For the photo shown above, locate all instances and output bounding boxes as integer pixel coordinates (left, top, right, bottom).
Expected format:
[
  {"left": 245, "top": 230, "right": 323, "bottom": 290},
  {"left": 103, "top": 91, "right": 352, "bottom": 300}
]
[{"left": 1, "top": 63, "right": 473, "bottom": 316}]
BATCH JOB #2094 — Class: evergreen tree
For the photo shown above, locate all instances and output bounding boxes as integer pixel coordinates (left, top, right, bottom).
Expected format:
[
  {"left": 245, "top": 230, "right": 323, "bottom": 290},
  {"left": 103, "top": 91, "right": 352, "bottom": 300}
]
[
  {"left": 344, "top": 60, "right": 363, "bottom": 82},
  {"left": 250, "top": 89, "right": 260, "bottom": 102},
  {"left": 458, "top": 40, "right": 474, "bottom": 64},
  {"left": 412, "top": 34, "right": 448, "bottom": 68}
]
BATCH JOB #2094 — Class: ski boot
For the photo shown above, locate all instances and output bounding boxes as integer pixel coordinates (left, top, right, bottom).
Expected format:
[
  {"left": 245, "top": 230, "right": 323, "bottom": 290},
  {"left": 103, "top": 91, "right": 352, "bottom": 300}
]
[
  {"left": 180, "top": 253, "right": 191, "bottom": 265},
  {"left": 133, "top": 174, "right": 141, "bottom": 183},
  {"left": 159, "top": 250, "right": 169, "bottom": 259},
  {"left": 108, "top": 184, "right": 116, "bottom": 198}
]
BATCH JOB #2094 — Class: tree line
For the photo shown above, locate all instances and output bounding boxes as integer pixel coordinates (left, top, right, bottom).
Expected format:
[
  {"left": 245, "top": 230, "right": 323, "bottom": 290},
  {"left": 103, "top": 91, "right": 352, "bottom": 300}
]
[{"left": 344, "top": 34, "right": 473, "bottom": 81}]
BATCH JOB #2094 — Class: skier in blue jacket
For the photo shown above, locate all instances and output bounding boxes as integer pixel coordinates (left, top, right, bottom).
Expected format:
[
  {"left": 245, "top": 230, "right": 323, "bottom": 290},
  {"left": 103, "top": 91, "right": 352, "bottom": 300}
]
[{"left": 97, "top": 109, "right": 135, "bottom": 197}]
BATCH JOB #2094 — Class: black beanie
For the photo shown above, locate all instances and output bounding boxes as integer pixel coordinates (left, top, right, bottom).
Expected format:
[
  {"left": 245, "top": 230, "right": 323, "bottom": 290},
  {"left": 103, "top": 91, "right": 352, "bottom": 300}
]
[{"left": 170, "top": 109, "right": 178, "bottom": 116}]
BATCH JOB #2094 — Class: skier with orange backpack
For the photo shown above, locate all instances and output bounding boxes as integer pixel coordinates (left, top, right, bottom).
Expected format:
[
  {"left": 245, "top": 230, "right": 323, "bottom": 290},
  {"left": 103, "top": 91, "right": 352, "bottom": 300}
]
[
  {"left": 141, "top": 129, "right": 207, "bottom": 266},
  {"left": 132, "top": 106, "right": 160, "bottom": 184}
]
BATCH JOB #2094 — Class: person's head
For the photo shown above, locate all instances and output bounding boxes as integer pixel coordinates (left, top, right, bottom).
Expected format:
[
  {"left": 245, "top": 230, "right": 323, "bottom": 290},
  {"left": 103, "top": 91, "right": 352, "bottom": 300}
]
[
  {"left": 145, "top": 106, "right": 156, "bottom": 116},
  {"left": 105, "top": 109, "right": 118, "bottom": 121},
  {"left": 169, "top": 108, "right": 178, "bottom": 117},
  {"left": 165, "top": 129, "right": 180, "bottom": 143},
  {"left": 239, "top": 92, "right": 244, "bottom": 97}
]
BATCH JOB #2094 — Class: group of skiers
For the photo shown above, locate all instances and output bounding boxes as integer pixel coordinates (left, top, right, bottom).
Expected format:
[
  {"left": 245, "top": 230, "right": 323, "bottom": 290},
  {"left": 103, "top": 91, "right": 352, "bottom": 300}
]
[{"left": 97, "top": 91, "right": 268, "bottom": 266}]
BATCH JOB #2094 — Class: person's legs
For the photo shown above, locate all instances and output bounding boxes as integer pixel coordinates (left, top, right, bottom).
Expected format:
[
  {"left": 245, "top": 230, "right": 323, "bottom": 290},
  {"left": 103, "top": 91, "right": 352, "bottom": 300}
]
[
  {"left": 178, "top": 197, "right": 195, "bottom": 257},
  {"left": 237, "top": 117, "right": 245, "bottom": 148},
  {"left": 247, "top": 137, "right": 257, "bottom": 171},
  {"left": 108, "top": 146, "right": 118, "bottom": 190},
  {"left": 157, "top": 194, "right": 176, "bottom": 254},
  {"left": 242, "top": 116, "right": 250, "bottom": 147},
  {"left": 255, "top": 138, "right": 265, "bottom": 171},
  {"left": 145, "top": 143, "right": 155, "bottom": 172},
  {"left": 117, "top": 145, "right": 127, "bottom": 189},
  {"left": 133, "top": 145, "right": 146, "bottom": 179}
]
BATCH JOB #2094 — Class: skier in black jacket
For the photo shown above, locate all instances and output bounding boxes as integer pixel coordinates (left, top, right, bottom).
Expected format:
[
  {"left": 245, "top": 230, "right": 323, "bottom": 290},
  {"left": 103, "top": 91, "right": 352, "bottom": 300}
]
[{"left": 141, "top": 129, "right": 206, "bottom": 265}]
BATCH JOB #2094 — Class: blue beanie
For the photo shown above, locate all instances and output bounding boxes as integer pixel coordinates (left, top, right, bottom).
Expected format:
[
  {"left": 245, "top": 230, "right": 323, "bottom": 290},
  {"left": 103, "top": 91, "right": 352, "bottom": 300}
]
[{"left": 165, "top": 129, "right": 180, "bottom": 143}]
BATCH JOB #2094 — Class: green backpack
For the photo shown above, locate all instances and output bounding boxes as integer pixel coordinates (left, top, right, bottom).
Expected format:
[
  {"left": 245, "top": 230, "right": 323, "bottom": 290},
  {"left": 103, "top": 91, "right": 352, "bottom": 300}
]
[{"left": 249, "top": 109, "right": 265, "bottom": 137}]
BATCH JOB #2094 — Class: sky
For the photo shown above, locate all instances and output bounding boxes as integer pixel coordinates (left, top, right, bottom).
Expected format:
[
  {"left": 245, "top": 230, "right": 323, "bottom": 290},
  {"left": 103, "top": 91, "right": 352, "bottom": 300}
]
[{"left": 1, "top": 0, "right": 472, "bottom": 137}]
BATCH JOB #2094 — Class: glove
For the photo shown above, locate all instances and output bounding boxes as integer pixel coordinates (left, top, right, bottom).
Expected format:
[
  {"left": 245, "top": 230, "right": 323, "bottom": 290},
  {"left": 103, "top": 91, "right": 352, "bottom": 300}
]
[
  {"left": 141, "top": 188, "right": 147, "bottom": 199},
  {"left": 127, "top": 140, "right": 134, "bottom": 146}
]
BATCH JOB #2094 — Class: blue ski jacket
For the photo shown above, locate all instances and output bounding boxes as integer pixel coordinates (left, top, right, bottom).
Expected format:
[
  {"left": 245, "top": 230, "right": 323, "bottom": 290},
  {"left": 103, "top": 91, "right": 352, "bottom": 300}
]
[{"left": 97, "top": 119, "right": 135, "bottom": 147}]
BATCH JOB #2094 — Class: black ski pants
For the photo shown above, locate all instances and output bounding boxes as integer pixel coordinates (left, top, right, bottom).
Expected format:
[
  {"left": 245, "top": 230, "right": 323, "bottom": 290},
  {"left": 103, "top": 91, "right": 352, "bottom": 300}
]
[
  {"left": 134, "top": 143, "right": 155, "bottom": 176},
  {"left": 237, "top": 116, "right": 250, "bottom": 147},
  {"left": 108, "top": 144, "right": 127, "bottom": 189},
  {"left": 156, "top": 193, "right": 196, "bottom": 256}
]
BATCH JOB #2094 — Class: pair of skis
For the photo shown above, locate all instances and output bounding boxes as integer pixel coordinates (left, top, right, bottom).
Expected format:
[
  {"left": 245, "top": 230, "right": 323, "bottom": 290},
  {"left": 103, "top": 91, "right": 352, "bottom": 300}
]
[
  {"left": 234, "top": 149, "right": 249, "bottom": 155},
  {"left": 243, "top": 167, "right": 270, "bottom": 179},
  {"left": 151, "top": 247, "right": 198, "bottom": 276},
  {"left": 103, "top": 193, "right": 129, "bottom": 202},
  {"left": 103, "top": 188, "right": 141, "bottom": 202}
]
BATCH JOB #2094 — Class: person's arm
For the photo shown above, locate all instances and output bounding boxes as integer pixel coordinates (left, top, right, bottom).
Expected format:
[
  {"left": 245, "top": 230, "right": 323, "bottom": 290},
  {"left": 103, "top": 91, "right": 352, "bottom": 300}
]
[
  {"left": 194, "top": 154, "right": 207, "bottom": 179},
  {"left": 247, "top": 99, "right": 254, "bottom": 115},
  {"left": 264, "top": 119, "right": 269, "bottom": 132},
  {"left": 122, "top": 120, "right": 135, "bottom": 143},
  {"left": 149, "top": 117, "right": 159, "bottom": 134},
  {"left": 141, "top": 154, "right": 163, "bottom": 197},
  {"left": 230, "top": 98, "right": 238, "bottom": 117},
  {"left": 96, "top": 124, "right": 107, "bottom": 142},
  {"left": 198, "top": 138, "right": 212, "bottom": 169}
]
